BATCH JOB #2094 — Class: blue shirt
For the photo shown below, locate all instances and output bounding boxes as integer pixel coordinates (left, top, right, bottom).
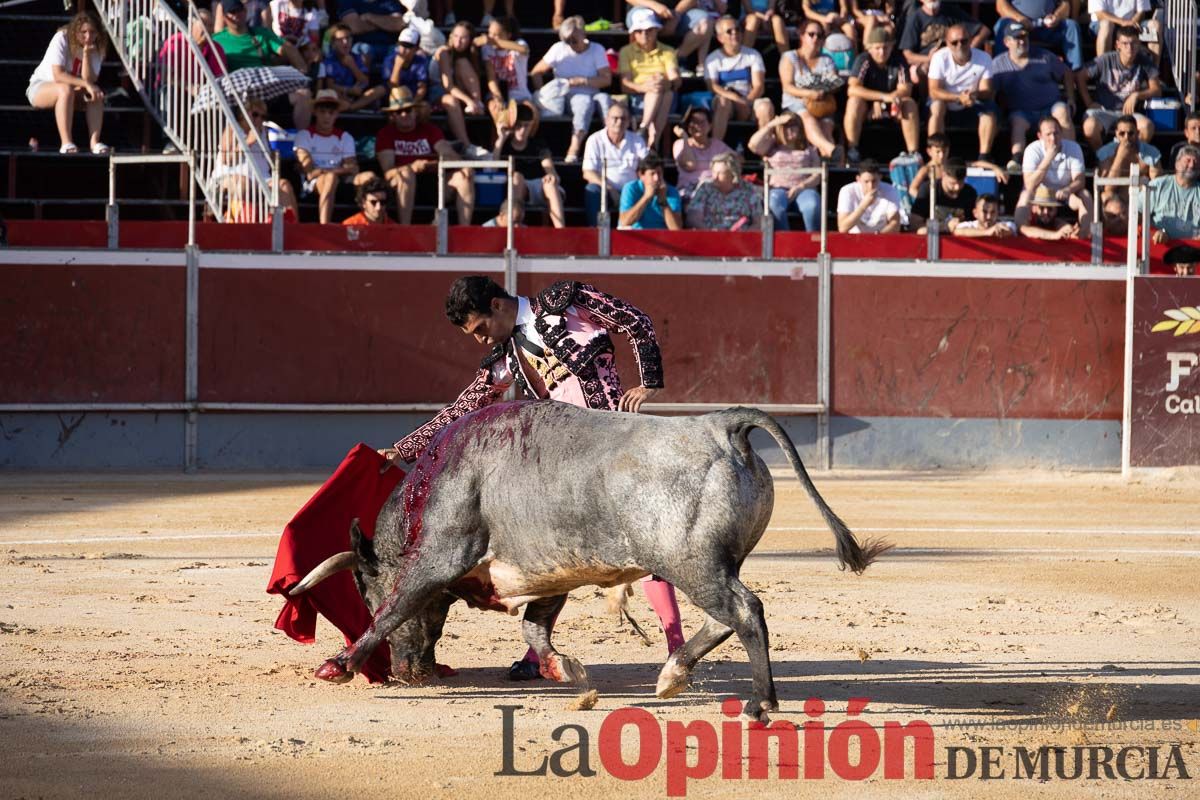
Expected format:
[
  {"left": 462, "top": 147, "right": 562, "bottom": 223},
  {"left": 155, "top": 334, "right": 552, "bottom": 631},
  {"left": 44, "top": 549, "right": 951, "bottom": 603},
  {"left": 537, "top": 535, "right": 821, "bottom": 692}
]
[
  {"left": 619, "top": 180, "right": 682, "bottom": 229},
  {"left": 321, "top": 52, "right": 369, "bottom": 88},
  {"left": 1095, "top": 139, "right": 1162, "bottom": 166},
  {"left": 991, "top": 48, "right": 1066, "bottom": 113},
  {"left": 381, "top": 48, "right": 430, "bottom": 90}
]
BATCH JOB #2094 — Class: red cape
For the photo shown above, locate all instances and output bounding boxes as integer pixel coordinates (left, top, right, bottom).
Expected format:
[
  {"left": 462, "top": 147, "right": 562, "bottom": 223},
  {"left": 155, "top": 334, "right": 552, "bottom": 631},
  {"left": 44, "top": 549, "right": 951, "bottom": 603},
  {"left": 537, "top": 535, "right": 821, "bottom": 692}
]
[{"left": 266, "top": 443, "right": 404, "bottom": 683}]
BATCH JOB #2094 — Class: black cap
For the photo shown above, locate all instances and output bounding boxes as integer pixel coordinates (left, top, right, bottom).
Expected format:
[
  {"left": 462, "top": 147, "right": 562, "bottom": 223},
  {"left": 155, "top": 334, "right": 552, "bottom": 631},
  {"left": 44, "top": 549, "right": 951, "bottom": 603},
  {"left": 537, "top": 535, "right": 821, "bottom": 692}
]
[
  {"left": 1164, "top": 244, "right": 1200, "bottom": 264},
  {"left": 221, "top": 0, "right": 246, "bottom": 13}
]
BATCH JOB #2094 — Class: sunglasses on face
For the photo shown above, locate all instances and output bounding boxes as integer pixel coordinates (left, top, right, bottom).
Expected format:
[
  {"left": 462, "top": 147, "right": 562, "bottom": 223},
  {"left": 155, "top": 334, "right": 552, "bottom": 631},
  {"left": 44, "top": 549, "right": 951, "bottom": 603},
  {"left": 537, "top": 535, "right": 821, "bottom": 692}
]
[
  {"left": 364, "top": 196, "right": 385, "bottom": 206},
  {"left": 804, "top": 30, "right": 824, "bottom": 38},
  {"left": 1116, "top": 129, "right": 1136, "bottom": 137},
  {"left": 947, "top": 38, "right": 966, "bottom": 45}
]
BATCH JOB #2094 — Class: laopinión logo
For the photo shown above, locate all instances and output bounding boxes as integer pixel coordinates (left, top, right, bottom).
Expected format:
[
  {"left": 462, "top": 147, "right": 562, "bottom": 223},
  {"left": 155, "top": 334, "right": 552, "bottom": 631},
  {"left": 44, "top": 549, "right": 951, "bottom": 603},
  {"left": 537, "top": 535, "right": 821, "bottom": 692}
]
[
  {"left": 495, "top": 699, "right": 1193, "bottom": 795},
  {"left": 496, "top": 697, "right": 935, "bottom": 796}
]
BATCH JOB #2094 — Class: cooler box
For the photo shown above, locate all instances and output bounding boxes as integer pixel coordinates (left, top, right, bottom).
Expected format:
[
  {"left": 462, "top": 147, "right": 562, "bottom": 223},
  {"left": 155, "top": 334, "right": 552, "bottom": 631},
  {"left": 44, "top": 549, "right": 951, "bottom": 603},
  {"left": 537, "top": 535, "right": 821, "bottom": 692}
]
[
  {"left": 265, "top": 124, "right": 297, "bottom": 159},
  {"left": 1146, "top": 98, "right": 1182, "bottom": 132},
  {"left": 965, "top": 166, "right": 999, "bottom": 198},
  {"left": 475, "top": 169, "right": 509, "bottom": 208}
]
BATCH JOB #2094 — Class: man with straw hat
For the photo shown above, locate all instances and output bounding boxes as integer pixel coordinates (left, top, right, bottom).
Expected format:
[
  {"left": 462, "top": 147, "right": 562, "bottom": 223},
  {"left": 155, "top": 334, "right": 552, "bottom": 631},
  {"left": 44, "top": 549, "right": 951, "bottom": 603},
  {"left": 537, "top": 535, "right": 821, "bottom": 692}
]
[
  {"left": 1018, "top": 184, "right": 1079, "bottom": 239},
  {"left": 375, "top": 85, "right": 474, "bottom": 224}
]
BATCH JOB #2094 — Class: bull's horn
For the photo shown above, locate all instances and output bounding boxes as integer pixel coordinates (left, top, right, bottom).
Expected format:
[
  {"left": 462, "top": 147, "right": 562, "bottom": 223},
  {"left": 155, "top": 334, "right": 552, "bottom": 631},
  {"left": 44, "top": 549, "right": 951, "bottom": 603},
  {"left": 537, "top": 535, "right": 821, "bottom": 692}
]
[{"left": 288, "top": 551, "right": 359, "bottom": 596}]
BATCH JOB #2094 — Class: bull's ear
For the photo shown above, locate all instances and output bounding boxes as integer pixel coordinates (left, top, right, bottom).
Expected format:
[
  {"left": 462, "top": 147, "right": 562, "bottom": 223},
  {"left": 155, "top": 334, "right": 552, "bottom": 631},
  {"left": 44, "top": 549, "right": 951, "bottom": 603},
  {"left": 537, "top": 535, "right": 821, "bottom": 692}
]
[{"left": 349, "top": 519, "right": 380, "bottom": 577}]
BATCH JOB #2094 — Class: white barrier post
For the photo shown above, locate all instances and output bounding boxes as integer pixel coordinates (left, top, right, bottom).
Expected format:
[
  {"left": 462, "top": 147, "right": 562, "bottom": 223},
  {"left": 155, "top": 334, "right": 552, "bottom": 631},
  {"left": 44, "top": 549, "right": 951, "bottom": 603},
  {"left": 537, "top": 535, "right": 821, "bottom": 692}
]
[
  {"left": 598, "top": 158, "right": 611, "bottom": 257},
  {"left": 761, "top": 160, "right": 774, "bottom": 259}
]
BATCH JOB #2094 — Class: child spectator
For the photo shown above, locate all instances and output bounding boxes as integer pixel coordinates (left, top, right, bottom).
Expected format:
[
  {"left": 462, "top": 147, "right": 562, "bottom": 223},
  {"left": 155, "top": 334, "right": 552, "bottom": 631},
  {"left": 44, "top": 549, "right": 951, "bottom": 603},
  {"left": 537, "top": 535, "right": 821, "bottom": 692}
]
[
  {"left": 953, "top": 193, "right": 1018, "bottom": 237},
  {"left": 686, "top": 152, "right": 763, "bottom": 230},
  {"left": 375, "top": 87, "right": 474, "bottom": 224},
  {"left": 837, "top": 161, "right": 902, "bottom": 233},
  {"left": 482, "top": 198, "right": 525, "bottom": 227},
  {"left": 320, "top": 25, "right": 389, "bottom": 110},
  {"left": 618, "top": 154, "right": 684, "bottom": 230},
  {"left": 529, "top": 16, "right": 612, "bottom": 164},
  {"left": 748, "top": 112, "right": 822, "bottom": 232},
  {"left": 705, "top": 16, "right": 768, "bottom": 141},
  {"left": 342, "top": 176, "right": 394, "bottom": 225},
  {"left": 672, "top": 105, "right": 733, "bottom": 201},
  {"left": 909, "top": 132, "right": 1008, "bottom": 199},
  {"left": 27, "top": 12, "right": 109, "bottom": 154},
  {"left": 296, "top": 90, "right": 376, "bottom": 223}
]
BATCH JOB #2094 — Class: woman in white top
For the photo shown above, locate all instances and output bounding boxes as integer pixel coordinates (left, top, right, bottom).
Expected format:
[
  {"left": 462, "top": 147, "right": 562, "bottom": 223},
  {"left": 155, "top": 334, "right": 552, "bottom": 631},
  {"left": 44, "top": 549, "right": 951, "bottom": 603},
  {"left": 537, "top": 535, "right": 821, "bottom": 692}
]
[{"left": 27, "top": 12, "right": 109, "bottom": 154}]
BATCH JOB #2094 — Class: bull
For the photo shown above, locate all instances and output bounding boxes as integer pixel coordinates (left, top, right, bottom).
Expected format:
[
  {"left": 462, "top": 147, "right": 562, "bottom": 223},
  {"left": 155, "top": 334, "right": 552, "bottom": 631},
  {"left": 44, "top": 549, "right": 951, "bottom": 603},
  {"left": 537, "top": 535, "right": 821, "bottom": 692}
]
[{"left": 291, "top": 401, "right": 890, "bottom": 721}]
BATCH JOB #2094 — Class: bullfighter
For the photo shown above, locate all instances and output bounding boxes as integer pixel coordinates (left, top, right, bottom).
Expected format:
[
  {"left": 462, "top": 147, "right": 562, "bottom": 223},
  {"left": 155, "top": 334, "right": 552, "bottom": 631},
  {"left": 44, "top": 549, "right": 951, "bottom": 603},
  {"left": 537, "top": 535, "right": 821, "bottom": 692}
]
[{"left": 381, "top": 275, "right": 684, "bottom": 680}]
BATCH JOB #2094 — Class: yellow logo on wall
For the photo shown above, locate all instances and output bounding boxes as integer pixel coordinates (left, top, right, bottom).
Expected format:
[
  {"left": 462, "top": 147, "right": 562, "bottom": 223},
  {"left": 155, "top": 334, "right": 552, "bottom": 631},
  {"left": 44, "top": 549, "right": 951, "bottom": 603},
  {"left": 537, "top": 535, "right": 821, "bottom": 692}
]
[{"left": 1151, "top": 308, "right": 1200, "bottom": 336}]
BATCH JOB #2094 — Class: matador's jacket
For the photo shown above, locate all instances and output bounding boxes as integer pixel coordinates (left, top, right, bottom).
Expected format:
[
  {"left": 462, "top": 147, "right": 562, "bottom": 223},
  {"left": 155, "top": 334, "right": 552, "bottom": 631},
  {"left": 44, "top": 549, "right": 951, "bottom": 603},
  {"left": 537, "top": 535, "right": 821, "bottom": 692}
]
[{"left": 393, "top": 280, "right": 665, "bottom": 462}]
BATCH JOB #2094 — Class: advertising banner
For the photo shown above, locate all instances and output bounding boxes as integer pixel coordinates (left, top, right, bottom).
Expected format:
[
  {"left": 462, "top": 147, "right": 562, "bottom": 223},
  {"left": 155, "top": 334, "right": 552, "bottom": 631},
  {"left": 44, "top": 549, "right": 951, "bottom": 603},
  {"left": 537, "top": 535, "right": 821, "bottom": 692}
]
[{"left": 1131, "top": 276, "right": 1200, "bottom": 467}]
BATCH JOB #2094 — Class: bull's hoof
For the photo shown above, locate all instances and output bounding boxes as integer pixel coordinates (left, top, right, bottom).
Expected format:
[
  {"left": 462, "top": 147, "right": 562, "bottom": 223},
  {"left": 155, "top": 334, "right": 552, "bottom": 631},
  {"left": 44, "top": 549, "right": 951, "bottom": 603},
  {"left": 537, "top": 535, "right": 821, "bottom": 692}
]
[
  {"left": 739, "top": 699, "right": 773, "bottom": 725},
  {"left": 655, "top": 660, "right": 691, "bottom": 699},
  {"left": 540, "top": 653, "right": 589, "bottom": 685},
  {"left": 314, "top": 658, "right": 354, "bottom": 684}
]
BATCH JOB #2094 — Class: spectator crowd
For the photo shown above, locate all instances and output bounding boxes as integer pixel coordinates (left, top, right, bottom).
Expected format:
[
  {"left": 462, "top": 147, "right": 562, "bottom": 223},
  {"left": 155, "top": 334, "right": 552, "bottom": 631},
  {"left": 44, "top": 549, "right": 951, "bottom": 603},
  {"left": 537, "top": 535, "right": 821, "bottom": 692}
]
[{"left": 27, "top": 0, "right": 1200, "bottom": 244}]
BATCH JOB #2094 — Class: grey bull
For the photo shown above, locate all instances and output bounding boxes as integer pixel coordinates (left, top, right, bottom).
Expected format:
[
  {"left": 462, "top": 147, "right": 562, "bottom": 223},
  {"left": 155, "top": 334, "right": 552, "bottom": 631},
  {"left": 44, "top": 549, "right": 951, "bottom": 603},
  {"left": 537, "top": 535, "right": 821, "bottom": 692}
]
[{"left": 291, "top": 400, "right": 890, "bottom": 721}]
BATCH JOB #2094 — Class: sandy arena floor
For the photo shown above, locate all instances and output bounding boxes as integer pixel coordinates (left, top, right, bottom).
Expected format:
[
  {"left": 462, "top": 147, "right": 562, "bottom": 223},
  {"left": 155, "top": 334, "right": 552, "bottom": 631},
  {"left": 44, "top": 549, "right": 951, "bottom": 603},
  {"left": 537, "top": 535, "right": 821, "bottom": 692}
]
[{"left": 1, "top": 470, "right": 1198, "bottom": 799}]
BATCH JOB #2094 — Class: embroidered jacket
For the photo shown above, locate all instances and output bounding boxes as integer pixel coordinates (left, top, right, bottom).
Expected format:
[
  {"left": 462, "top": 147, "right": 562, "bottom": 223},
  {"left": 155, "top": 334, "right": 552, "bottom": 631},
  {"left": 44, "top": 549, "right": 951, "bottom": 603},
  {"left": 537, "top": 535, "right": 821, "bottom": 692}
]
[{"left": 394, "top": 281, "right": 664, "bottom": 461}]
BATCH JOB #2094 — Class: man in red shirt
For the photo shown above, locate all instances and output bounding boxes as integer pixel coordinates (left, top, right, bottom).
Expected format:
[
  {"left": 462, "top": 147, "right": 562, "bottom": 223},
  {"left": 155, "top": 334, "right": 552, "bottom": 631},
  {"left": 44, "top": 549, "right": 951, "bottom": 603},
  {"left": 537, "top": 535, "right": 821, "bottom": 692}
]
[
  {"left": 375, "top": 86, "right": 474, "bottom": 224},
  {"left": 341, "top": 176, "right": 394, "bottom": 225}
]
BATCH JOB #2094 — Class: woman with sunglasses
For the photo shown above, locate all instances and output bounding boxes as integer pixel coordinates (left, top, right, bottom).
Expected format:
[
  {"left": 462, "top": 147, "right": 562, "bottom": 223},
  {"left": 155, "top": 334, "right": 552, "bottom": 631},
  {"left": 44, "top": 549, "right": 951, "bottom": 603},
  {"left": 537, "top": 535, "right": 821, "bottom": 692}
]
[{"left": 779, "top": 21, "right": 843, "bottom": 161}]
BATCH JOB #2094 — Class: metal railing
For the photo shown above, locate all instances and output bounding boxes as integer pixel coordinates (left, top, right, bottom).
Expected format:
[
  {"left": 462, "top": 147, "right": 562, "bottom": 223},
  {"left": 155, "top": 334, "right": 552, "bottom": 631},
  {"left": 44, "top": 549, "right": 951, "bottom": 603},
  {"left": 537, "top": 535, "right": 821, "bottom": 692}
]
[
  {"left": 92, "top": 0, "right": 277, "bottom": 223},
  {"left": 1165, "top": 0, "right": 1198, "bottom": 108}
]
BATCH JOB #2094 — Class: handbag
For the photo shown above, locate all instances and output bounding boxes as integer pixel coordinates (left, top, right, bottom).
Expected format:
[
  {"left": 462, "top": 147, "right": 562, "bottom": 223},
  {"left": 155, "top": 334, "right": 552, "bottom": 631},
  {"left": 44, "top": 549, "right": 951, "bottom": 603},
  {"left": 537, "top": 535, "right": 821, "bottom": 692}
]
[{"left": 806, "top": 94, "right": 837, "bottom": 118}]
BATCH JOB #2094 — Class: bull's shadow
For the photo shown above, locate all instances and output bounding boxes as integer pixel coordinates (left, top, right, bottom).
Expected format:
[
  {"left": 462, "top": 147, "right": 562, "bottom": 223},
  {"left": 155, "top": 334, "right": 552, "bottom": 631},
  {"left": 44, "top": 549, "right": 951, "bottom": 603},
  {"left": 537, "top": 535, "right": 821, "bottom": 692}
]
[{"left": 381, "top": 658, "right": 1200, "bottom": 727}]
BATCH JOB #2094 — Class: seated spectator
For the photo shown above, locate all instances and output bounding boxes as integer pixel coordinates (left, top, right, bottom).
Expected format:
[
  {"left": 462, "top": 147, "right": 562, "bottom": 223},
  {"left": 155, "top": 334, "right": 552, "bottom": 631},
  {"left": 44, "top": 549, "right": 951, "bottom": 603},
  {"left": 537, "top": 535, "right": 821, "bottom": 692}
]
[
  {"left": 1019, "top": 185, "right": 1079, "bottom": 239},
  {"left": 1089, "top": 0, "right": 1156, "bottom": 56},
  {"left": 619, "top": 154, "right": 684, "bottom": 230},
  {"left": 213, "top": 0, "right": 312, "bottom": 128},
  {"left": 1163, "top": 244, "right": 1200, "bottom": 276},
  {"left": 494, "top": 101, "right": 566, "bottom": 228},
  {"left": 928, "top": 25, "right": 999, "bottom": 164},
  {"left": 850, "top": 0, "right": 896, "bottom": 43},
  {"left": 837, "top": 161, "right": 901, "bottom": 232},
  {"left": 672, "top": 105, "right": 733, "bottom": 201},
  {"left": 619, "top": 8, "right": 681, "bottom": 149},
  {"left": 479, "top": 16, "right": 532, "bottom": 138},
  {"left": 433, "top": 22, "right": 491, "bottom": 157},
  {"left": 342, "top": 176, "right": 394, "bottom": 225},
  {"left": 1169, "top": 111, "right": 1200, "bottom": 169},
  {"left": 337, "top": 0, "right": 406, "bottom": 65},
  {"left": 583, "top": 104, "right": 649, "bottom": 225},
  {"left": 626, "top": 0, "right": 723, "bottom": 73},
  {"left": 738, "top": 0, "right": 796, "bottom": 55},
  {"left": 375, "top": 87, "right": 473, "bottom": 224},
  {"left": 267, "top": 0, "right": 322, "bottom": 64},
  {"left": 952, "top": 193, "right": 1018, "bottom": 237},
  {"left": 779, "top": 21, "right": 843, "bottom": 160},
  {"left": 991, "top": 23, "right": 1075, "bottom": 174},
  {"left": 483, "top": 197, "right": 525, "bottom": 227},
  {"left": 296, "top": 90, "right": 376, "bottom": 223},
  {"left": 1077, "top": 26, "right": 1162, "bottom": 151},
  {"left": 705, "top": 16, "right": 768, "bottom": 141},
  {"left": 845, "top": 28, "right": 920, "bottom": 163},
  {"left": 909, "top": 132, "right": 1008, "bottom": 198},
  {"left": 321, "top": 25, "right": 389, "bottom": 111},
  {"left": 801, "top": 0, "right": 856, "bottom": 49},
  {"left": 216, "top": 97, "right": 299, "bottom": 221},
  {"left": 910, "top": 158, "right": 977, "bottom": 233},
  {"left": 748, "top": 112, "right": 822, "bottom": 232},
  {"left": 899, "top": 0, "right": 987, "bottom": 84},
  {"left": 686, "top": 152, "right": 763, "bottom": 230},
  {"left": 158, "top": 8, "right": 227, "bottom": 91},
  {"left": 1101, "top": 192, "right": 1129, "bottom": 235},
  {"left": 529, "top": 16, "right": 612, "bottom": 164},
  {"left": 1097, "top": 114, "right": 1162, "bottom": 199},
  {"left": 384, "top": 27, "right": 430, "bottom": 103},
  {"left": 1149, "top": 145, "right": 1200, "bottom": 243},
  {"left": 994, "top": 0, "right": 1083, "bottom": 71},
  {"left": 27, "top": 12, "right": 109, "bottom": 154},
  {"left": 1016, "top": 117, "right": 1091, "bottom": 234}
]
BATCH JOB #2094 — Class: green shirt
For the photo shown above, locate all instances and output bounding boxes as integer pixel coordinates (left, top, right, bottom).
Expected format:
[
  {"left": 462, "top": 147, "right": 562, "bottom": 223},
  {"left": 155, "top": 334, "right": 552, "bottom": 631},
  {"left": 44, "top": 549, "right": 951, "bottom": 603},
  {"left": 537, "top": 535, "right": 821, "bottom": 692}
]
[
  {"left": 213, "top": 26, "right": 284, "bottom": 72},
  {"left": 1149, "top": 175, "right": 1200, "bottom": 240}
]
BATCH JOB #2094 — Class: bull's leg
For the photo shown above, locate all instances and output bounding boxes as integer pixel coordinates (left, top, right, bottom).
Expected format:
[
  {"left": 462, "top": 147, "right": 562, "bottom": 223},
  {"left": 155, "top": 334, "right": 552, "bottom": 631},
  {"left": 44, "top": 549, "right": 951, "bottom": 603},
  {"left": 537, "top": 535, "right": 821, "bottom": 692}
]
[
  {"left": 521, "top": 594, "right": 588, "bottom": 685},
  {"left": 655, "top": 613, "right": 734, "bottom": 700},
  {"left": 662, "top": 572, "right": 777, "bottom": 723}
]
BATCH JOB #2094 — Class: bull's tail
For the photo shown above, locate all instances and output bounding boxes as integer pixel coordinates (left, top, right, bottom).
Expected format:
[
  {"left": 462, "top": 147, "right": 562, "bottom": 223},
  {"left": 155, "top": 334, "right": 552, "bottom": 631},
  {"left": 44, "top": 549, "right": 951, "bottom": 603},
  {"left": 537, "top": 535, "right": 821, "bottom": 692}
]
[{"left": 719, "top": 407, "right": 893, "bottom": 574}]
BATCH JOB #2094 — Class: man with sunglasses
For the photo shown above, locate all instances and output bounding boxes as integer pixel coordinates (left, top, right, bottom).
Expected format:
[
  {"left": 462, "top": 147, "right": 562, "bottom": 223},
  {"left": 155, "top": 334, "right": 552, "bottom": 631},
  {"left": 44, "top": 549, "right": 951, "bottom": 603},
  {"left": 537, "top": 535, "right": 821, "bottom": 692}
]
[
  {"left": 704, "top": 15, "right": 766, "bottom": 142},
  {"left": 991, "top": 22, "right": 1075, "bottom": 174},
  {"left": 927, "top": 23, "right": 998, "bottom": 164},
  {"left": 1097, "top": 114, "right": 1162, "bottom": 200},
  {"left": 899, "top": 0, "right": 986, "bottom": 84},
  {"left": 375, "top": 86, "right": 472, "bottom": 225},
  {"left": 342, "top": 176, "right": 394, "bottom": 225}
]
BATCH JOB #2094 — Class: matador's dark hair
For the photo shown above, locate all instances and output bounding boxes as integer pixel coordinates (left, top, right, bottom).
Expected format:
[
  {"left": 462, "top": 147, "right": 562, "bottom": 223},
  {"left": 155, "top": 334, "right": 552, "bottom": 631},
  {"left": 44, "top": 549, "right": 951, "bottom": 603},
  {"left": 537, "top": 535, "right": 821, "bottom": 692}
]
[{"left": 445, "top": 275, "right": 514, "bottom": 326}]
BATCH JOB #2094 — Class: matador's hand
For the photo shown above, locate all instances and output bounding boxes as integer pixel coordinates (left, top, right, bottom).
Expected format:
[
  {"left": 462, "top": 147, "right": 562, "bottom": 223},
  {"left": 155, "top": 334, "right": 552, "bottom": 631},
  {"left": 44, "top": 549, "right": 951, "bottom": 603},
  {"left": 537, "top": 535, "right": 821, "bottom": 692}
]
[{"left": 619, "top": 386, "right": 660, "bottom": 413}]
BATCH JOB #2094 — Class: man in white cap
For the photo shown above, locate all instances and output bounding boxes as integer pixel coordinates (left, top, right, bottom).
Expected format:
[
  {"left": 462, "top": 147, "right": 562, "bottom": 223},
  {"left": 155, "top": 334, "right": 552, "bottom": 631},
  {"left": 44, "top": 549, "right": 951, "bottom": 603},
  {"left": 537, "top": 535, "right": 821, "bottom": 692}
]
[
  {"left": 618, "top": 6, "right": 681, "bottom": 149},
  {"left": 383, "top": 27, "right": 430, "bottom": 104}
]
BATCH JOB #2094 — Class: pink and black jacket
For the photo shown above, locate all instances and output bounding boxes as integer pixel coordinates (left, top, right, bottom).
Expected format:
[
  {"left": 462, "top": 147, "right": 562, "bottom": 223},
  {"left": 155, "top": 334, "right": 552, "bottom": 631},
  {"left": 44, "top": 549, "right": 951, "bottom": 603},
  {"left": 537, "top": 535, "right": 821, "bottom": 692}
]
[{"left": 394, "top": 281, "right": 664, "bottom": 462}]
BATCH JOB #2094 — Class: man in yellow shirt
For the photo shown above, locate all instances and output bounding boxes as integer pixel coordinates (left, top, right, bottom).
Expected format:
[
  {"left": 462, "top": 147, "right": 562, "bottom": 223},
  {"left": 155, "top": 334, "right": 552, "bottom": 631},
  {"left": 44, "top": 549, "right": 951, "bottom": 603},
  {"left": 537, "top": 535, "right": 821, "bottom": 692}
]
[{"left": 618, "top": 7, "right": 681, "bottom": 149}]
